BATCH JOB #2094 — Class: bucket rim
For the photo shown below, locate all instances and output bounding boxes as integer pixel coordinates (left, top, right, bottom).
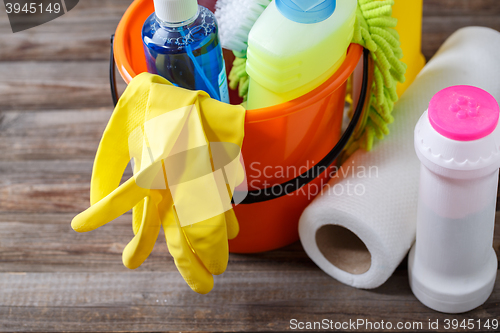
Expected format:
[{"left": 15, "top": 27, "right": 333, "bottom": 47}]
[{"left": 113, "top": 0, "right": 362, "bottom": 123}]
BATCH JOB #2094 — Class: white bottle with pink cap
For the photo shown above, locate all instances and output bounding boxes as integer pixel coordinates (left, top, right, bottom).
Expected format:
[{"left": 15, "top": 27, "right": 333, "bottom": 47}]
[{"left": 409, "top": 85, "right": 500, "bottom": 313}]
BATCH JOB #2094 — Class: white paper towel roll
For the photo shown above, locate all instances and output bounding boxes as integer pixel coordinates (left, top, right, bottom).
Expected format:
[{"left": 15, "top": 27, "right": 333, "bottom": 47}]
[{"left": 299, "top": 27, "right": 500, "bottom": 289}]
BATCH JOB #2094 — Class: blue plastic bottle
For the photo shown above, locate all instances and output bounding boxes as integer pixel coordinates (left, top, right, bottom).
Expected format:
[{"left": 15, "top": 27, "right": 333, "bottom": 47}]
[{"left": 142, "top": 0, "right": 229, "bottom": 103}]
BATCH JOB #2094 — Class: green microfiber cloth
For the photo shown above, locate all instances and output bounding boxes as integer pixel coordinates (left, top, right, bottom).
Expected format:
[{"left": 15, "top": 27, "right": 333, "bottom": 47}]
[
  {"left": 228, "top": 51, "right": 249, "bottom": 102},
  {"left": 228, "top": 0, "right": 406, "bottom": 153},
  {"left": 343, "top": 0, "right": 406, "bottom": 156}
]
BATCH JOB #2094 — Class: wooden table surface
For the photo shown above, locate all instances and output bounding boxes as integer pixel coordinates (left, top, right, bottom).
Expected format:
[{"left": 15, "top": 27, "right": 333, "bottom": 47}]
[{"left": 1, "top": 1, "right": 500, "bottom": 332}]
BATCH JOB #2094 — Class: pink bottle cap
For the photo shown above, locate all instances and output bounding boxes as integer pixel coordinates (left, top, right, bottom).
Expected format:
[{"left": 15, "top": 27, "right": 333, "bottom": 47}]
[{"left": 428, "top": 85, "right": 500, "bottom": 141}]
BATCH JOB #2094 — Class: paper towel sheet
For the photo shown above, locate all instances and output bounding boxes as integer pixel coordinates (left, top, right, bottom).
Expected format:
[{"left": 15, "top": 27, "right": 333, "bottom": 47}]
[{"left": 299, "top": 27, "right": 500, "bottom": 289}]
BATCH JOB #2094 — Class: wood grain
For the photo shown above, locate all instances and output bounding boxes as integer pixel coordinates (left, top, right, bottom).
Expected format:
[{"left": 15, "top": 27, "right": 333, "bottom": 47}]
[
  {"left": 422, "top": 16, "right": 500, "bottom": 60},
  {"left": 0, "top": 0, "right": 499, "bottom": 331},
  {"left": 423, "top": 0, "right": 500, "bottom": 17},
  {"left": 0, "top": 110, "right": 109, "bottom": 160},
  {"left": 0, "top": 270, "right": 498, "bottom": 332},
  {"left": 0, "top": 0, "right": 128, "bottom": 62},
  {"left": 0, "top": 212, "right": 316, "bottom": 273},
  {"left": 422, "top": 1, "right": 500, "bottom": 60},
  {"left": 0, "top": 62, "right": 114, "bottom": 111}
]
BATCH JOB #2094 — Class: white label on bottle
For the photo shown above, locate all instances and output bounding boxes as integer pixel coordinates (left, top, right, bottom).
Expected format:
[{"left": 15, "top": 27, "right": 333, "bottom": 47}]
[{"left": 218, "top": 62, "right": 230, "bottom": 104}]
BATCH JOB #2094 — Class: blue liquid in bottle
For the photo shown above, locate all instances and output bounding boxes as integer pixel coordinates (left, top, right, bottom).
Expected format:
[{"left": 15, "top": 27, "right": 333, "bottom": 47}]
[{"left": 142, "top": 5, "right": 229, "bottom": 103}]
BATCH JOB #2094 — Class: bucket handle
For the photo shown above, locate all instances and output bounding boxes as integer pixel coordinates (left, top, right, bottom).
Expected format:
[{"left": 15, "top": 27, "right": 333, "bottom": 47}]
[
  {"left": 110, "top": 34, "right": 119, "bottom": 107},
  {"left": 109, "top": 36, "right": 370, "bottom": 204}
]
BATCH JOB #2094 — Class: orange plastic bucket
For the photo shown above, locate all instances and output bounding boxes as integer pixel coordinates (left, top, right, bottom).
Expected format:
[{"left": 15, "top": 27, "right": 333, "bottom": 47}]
[{"left": 112, "top": 0, "right": 365, "bottom": 253}]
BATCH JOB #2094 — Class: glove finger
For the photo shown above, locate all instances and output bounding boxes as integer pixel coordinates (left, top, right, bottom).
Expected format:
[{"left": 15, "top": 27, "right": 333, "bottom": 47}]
[
  {"left": 122, "top": 192, "right": 162, "bottom": 269},
  {"left": 90, "top": 74, "right": 170, "bottom": 205},
  {"left": 72, "top": 178, "right": 148, "bottom": 233},
  {"left": 182, "top": 213, "right": 229, "bottom": 276},
  {"left": 132, "top": 200, "right": 144, "bottom": 235},
  {"left": 225, "top": 209, "right": 239, "bottom": 240},
  {"left": 161, "top": 199, "right": 214, "bottom": 294}
]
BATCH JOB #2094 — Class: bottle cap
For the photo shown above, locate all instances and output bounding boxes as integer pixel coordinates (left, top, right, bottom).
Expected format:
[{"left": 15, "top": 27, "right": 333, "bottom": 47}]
[
  {"left": 276, "top": 0, "right": 336, "bottom": 24},
  {"left": 415, "top": 86, "right": 500, "bottom": 174},
  {"left": 153, "top": 0, "right": 198, "bottom": 24},
  {"left": 428, "top": 85, "right": 499, "bottom": 141}
]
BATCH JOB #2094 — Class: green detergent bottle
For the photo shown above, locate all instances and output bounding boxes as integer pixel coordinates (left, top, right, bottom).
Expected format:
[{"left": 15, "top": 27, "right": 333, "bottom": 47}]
[{"left": 246, "top": 0, "right": 356, "bottom": 110}]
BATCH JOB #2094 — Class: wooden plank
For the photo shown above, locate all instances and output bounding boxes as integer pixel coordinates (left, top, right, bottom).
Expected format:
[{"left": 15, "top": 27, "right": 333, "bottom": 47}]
[
  {"left": 0, "top": 160, "right": 93, "bottom": 213},
  {"left": 0, "top": 159, "right": 137, "bottom": 214},
  {"left": 0, "top": 61, "right": 122, "bottom": 111},
  {"left": 421, "top": 0, "right": 500, "bottom": 60},
  {"left": 0, "top": 270, "right": 498, "bottom": 332},
  {"left": 423, "top": 0, "right": 500, "bottom": 17},
  {"left": 0, "top": 110, "right": 121, "bottom": 213},
  {"left": 0, "top": 110, "right": 107, "bottom": 211},
  {"left": 0, "top": 213, "right": 172, "bottom": 273},
  {"left": 0, "top": 0, "right": 128, "bottom": 62},
  {"left": 0, "top": 211, "right": 314, "bottom": 273},
  {"left": 0, "top": 110, "right": 109, "bottom": 160},
  {"left": 422, "top": 16, "right": 500, "bottom": 60}
]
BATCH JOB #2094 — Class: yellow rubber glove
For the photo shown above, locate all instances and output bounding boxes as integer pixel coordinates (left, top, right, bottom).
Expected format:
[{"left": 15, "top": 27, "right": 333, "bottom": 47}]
[{"left": 72, "top": 73, "right": 246, "bottom": 294}]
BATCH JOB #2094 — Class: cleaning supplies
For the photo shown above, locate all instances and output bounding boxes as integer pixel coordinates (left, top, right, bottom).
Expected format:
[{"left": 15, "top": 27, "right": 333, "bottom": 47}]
[
  {"left": 110, "top": 0, "right": 367, "bottom": 253},
  {"left": 142, "top": 0, "right": 229, "bottom": 103},
  {"left": 409, "top": 86, "right": 500, "bottom": 313},
  {"left": 215, "top": 0, "right": 272, "bottom": 99},
  {"left": 246, "top": 0, "right": 357, "bottom": 109},
  {"left": 239, "top": 0, "right": 407, "bottom": 155},
  {"left": 298, "top": 27, "right": 500, "bottom": 289},
  {"left": 220, "top": 0, "right": 408, "bottom": 155},
  {"left": 72, "top": 73, "right": 245, "bottom": 294}
]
